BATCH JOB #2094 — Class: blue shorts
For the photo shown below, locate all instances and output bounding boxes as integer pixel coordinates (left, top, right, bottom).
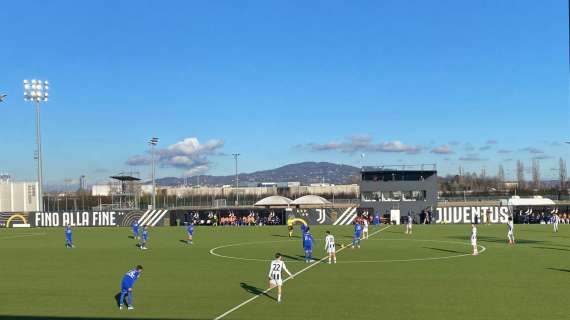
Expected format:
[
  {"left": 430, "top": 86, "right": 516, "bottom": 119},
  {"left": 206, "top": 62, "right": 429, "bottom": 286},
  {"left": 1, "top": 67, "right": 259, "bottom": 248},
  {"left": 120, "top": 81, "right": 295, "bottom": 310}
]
[
  {"left": 121, "top": 286, "right": 132, "bottom": 294},
  {"left": 66, "top": 235, "right": 72, "bottom": 241},
  {"left": 187, "top": 232, "right": 193, "bottom": 236},
  {"left": 354, "top": 233, "right": 362, "bottom": 239},
  {"left": 133, "top": 230, "right": 139, "bottom": 236},
  {"left": 304, "top": 245, "right": 312, "bottom": 251}
]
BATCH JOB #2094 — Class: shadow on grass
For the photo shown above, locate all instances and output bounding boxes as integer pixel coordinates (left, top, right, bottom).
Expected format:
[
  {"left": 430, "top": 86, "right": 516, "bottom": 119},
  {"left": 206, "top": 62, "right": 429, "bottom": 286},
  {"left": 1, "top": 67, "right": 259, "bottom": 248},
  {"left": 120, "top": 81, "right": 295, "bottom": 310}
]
[
  {"left": 423, "top": 247, "right": 465, "bottom": 254},
  {"left": 113, "top": 293, "right": 122, "bottom": 308},
  {"left": 532, "top": 246, "right": 570, "bottom": 252},
  {"left": 446, "top": 235, "right": 543, "bottom": 244},
  {"left": 546, "top": 267, "right": 570, "bottom": 273},
  {"left": 240, "top": 282, "right": 276, "bottom": 301},
  {"left": 271, "top": 234, "right": 299, "bottom": 239},
  {"left": 281, "top": 253, "right": 304, "bottom": 261}
]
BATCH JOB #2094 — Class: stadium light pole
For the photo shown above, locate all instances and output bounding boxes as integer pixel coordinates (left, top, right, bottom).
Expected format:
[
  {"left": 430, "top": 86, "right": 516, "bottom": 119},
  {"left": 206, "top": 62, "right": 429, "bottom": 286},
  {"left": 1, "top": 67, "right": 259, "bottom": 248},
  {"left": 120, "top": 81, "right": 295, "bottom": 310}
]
[
  {"left": 232, "top": 153, "right": 240, "bottom": 206},
  {"left": 24, "top": 79, "right": 49, "bottom": 212},
  {"left": 148, "top": 137, "right": 159, "bottom": 209}
]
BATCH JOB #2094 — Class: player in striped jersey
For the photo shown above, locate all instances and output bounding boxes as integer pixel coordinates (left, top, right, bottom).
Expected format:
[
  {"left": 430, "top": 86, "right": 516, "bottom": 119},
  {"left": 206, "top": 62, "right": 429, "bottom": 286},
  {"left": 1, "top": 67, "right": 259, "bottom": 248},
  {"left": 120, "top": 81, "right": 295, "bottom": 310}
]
[
  {"left": 553, "top": 213, "right": 560, "bottom": 233},
  {"left": 362, "top": 218, "right": 369, "bottom": 240},
  {"left": 324, "top": 231, "right": 336, "bottom": 264},
  {"left": 471, "top": 224, "right": 478, "bottom": 256},
  {"left": 268, "top": 253, "right": 293, "bottom": 303},
  {"left": 507, "top": 217, "right": 515, "bottom": 245},
  {"left": 405, "top": 213, "right": 413, "bottom": 235}
]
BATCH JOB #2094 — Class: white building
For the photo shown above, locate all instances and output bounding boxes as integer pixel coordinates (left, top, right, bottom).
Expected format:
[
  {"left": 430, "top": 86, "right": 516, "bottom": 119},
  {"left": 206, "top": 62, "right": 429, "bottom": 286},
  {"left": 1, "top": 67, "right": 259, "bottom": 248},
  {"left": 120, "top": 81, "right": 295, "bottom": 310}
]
[
  {"left": 0, "top": 180, "right": 39, "bottom": 212},
  {"left": 91, "top": 184, "right": 120, "bottom": 196}
]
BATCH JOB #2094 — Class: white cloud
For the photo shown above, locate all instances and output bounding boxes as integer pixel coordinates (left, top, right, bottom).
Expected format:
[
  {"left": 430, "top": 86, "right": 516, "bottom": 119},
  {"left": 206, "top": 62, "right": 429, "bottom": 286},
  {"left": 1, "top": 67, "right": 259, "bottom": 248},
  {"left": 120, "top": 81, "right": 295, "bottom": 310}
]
[
  {"left": 304, "top": 136, "right": 422, "bottom": 155},
  {"left": 430, "top": 145, "right": 454, "bottom": 155},
  {"left": 126, "top": 137, "right": 224, "bottom": 176}
]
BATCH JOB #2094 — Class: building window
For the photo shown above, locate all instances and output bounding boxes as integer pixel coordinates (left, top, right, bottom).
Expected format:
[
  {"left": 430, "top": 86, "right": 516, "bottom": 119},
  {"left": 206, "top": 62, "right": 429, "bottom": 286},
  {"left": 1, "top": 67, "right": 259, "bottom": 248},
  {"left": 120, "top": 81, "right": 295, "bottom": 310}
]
[{"left": 362, "top": 190, "right": 427, "bottom": 202}]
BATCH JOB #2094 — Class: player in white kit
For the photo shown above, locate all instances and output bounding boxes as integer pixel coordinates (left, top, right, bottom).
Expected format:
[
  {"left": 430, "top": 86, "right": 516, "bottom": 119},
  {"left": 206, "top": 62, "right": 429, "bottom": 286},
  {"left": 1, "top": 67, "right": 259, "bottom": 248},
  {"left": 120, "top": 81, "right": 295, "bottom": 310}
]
[
  {"left": 324, "top": 231, "right": 336, "bottom": 264},
  {"left": 362, "top": 218, "right": 369, "bottom": 240},
  {"left": 471, "top": 224, "right": 478, "bottom": 256},
  {"left": 553, "top": 213, "right": 560, "bottom": 232},
  {"left": 268, "top": 253, "right": 293, "bottom": 303},
  {"left": 507, "top": 217, "right": 515, "bottom": 245},
  {"left": 405, "top": 213, "right": 413, "bottom": 234}
]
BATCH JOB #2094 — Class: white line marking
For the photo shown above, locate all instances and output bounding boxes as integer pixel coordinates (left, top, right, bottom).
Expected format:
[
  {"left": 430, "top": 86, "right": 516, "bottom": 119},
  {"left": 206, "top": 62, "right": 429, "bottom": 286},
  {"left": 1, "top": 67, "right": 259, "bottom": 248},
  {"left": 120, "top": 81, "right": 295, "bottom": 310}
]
[
  {"left": 210, "top": 238, "right": 486, "bottom": 264},
  {"left": 212, "top": 225, "right": 392, "bottom": 320},
  {"left": 0, "top": 233, "right": 47, "bottom": 240}
]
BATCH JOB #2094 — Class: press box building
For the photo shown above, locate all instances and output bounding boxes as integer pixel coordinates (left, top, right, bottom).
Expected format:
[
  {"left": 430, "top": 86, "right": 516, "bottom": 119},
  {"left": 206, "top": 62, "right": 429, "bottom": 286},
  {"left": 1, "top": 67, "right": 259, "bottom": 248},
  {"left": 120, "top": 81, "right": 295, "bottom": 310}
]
[{"left": 359, "top": 165, "right": 437, "bottom": 222}]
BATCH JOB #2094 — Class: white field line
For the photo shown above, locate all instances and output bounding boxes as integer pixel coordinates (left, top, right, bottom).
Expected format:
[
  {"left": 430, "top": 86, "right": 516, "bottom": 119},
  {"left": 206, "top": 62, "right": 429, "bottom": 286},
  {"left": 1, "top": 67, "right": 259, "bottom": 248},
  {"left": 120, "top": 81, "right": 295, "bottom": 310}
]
[
  {"left": 0, "top": 233, "right": 46, "bottom": 240},
  {"left": 212, "top": 225, "right": 392, "bottom": 320}
]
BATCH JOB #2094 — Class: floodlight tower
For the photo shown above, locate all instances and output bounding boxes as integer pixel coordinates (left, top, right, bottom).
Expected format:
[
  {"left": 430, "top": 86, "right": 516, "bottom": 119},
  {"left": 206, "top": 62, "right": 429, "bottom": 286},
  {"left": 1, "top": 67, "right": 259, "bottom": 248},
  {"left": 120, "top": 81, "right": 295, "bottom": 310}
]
[
  {"left": 148, "top": 137, "right": 159, "bottom": 209},
  {"left": 232, "top": 153, "right": 240, "bottom": 206},
  {"left": 24, "top": 79, "right": 49, "bottom": 212}
]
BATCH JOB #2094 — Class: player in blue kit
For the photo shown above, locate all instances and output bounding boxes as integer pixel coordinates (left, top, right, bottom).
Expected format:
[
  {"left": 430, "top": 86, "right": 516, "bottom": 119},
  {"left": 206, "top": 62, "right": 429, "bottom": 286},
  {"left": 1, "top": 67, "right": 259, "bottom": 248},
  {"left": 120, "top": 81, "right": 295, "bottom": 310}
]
[
  {"left": 139, "top": 225, "right": 149, "bottom": 250},
  {"left": 132, "top": 220, "right": 140, "bottom": 240},
  {"left": 65, "top": 224, "right": 74, "bottom": 248},
  {"left": 119, "top": 265, "right": 143, "bottom": 310},
  {"left": 373, "top": 212, "right": 380, "bottom": 226},
  {"left": 186, "top": 222, "right": 194, "bottom": 245},
  {"left": 352, "top": 222, "right": 362, "bottom": 249},
  {"left": 302, "top": 229, "right": 315, "bottom": 263},
  {"left": 301, "top": 223, "right": 308, "bottom": 236}
]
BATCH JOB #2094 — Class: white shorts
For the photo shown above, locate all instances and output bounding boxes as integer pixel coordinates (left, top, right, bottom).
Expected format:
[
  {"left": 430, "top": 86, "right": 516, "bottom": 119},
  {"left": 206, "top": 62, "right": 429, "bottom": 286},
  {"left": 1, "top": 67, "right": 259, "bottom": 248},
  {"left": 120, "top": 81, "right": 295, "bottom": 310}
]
[
  {"left": 508, "top": 232, "right": 514, "bottom": 238},
  {"left": 327, "top": 246, "right": 336, "bottom": 254},
  {"left": 471, "top": 239, "right": 477, "bottom": 246},
  {"left": 269, "top": 279, "right": 283, "bottom": 287},
  {"left": 363, "top": 227, "right": 369, "bottom": 233},
  {"left": 407, "top": 223, "right": 412, "bottom": 228}
]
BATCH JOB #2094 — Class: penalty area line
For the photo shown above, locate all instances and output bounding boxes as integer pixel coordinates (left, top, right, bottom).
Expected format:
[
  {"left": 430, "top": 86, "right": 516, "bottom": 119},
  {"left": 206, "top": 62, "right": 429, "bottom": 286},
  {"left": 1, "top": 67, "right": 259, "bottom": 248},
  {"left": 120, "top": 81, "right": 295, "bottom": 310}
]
[{"left": 212, "top": 225, "right": 392, "bottom": 320}]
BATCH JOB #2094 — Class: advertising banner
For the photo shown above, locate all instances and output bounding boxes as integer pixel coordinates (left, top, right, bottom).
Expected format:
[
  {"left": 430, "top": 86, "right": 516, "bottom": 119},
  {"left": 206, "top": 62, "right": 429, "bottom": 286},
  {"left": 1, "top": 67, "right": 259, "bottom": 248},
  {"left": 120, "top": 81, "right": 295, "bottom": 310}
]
[
  {"left": 435, "top": 206, "right": 510, "bottom": 224},
  {"left": 28, "top": 211, "right": 147, "bottom": 227}
]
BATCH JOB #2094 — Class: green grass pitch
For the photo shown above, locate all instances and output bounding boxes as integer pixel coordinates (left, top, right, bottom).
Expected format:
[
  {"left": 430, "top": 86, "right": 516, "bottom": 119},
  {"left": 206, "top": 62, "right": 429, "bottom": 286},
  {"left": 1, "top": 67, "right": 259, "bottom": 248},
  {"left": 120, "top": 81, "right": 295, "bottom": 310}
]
[{"left": 0, "top": 224, "right": 568, "bottom": 320}]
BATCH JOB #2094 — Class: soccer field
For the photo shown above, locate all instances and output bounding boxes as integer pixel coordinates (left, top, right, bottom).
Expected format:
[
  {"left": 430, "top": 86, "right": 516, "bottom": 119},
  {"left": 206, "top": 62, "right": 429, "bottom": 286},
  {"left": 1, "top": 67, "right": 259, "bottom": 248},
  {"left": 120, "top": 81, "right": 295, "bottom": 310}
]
[{"left": 0, "top": 224, "right": 568, "bottom": 320}]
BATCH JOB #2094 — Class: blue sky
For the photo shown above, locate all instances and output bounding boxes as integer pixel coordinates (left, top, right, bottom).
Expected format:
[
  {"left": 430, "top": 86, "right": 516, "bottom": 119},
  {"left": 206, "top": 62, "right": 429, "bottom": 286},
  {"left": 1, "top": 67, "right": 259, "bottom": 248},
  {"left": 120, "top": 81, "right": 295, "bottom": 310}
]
[{"left": 0, "top": 0, "right": 568, "bottom": 185}]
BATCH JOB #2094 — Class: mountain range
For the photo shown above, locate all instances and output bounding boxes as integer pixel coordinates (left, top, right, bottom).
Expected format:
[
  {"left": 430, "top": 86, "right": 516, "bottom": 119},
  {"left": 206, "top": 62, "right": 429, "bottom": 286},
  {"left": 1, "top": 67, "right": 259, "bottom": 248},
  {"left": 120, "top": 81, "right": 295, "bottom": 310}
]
[{"left": 155, "top": 162, "right": 361, "bottom": 186}]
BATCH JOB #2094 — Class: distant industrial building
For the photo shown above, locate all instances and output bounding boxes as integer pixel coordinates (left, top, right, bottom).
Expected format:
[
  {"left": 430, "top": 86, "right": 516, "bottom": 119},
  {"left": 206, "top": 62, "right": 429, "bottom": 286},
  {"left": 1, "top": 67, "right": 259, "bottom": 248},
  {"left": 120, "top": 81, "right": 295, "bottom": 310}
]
[
  {"left": 0, "top": 178, "right": 40, "bottom": 212},
  {"left": 359, "top": 165, "right": 438, "bottom": 221}
]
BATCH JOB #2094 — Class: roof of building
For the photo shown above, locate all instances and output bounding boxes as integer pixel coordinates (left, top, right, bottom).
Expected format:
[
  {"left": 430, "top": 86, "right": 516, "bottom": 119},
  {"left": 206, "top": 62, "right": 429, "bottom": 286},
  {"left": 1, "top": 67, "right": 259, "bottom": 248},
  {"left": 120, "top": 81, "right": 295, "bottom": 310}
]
[
  {"left": 291, "top": 195, "right": 332, "bottom": 206},
  {"left": 254, "top": 195, "right": 293, "bottom": 207}
]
